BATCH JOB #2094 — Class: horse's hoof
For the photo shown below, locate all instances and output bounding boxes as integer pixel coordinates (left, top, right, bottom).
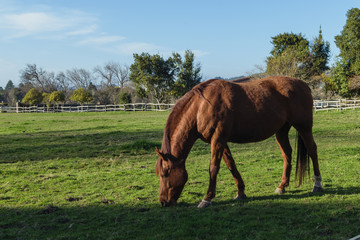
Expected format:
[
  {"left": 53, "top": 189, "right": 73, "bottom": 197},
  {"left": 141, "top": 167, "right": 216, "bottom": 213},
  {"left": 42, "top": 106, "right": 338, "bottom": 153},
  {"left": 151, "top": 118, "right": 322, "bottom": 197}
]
[
  {"left": 312, "top": 186, "right": 323, "bottom": 193},
  {"left": 274, "top": 188, "right": 285, "bottom": 194},
  {"left": 197, "top": 199, "right": 211, "bottom": 208},
  {"left": 234, "top": 193, "right": 247, "bottom": 200}
]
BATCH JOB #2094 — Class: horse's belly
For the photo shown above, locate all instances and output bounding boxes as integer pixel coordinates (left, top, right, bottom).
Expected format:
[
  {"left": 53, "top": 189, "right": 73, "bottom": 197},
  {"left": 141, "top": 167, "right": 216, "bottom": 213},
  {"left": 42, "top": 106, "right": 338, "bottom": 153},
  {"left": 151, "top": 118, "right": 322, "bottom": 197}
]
[
  {"left": 229, "top": 128, "right": 276, "bottom": 143},
  {"left": 228, "top": 115, "right": 285, "bottom": 143}
]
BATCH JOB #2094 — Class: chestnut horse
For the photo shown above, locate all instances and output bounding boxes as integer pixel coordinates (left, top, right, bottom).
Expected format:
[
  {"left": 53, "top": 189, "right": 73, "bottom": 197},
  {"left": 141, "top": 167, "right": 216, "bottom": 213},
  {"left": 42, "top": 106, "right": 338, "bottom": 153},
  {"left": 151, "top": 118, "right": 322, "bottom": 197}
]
[{"left": 155, "top": 76, "right": 323, "bottom": 208}]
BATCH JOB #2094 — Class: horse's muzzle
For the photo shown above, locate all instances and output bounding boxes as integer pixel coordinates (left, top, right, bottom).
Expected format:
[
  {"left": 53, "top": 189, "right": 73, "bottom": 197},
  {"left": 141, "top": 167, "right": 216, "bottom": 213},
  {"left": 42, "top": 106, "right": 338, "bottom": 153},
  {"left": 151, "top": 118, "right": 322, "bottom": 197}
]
[
  {"left": 160, "top": 200, "right": 177, "bottom": 207},
  {"left": 160, "top": 201, "right": 170, "bottom": 207}
]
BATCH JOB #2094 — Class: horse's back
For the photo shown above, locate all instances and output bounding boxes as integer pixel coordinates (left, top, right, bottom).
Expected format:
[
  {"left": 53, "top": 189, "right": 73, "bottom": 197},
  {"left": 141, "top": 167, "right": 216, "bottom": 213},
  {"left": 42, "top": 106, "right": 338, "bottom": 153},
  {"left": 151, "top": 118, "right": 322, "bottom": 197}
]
[
  {"left": 194, "top": 76, "right": 313, "bottom": 143},
  {"left": 235, "top": 76, "right": 313, "bottom": 114},
  {"left": 199, "top": 76, "right": 312, "bottom": 113}
]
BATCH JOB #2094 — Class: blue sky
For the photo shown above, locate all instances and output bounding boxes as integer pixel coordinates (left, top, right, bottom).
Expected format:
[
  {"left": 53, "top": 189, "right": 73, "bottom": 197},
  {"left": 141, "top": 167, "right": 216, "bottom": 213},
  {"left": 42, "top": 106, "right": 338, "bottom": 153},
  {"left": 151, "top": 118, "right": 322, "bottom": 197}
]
[{"left": 0, "top": 0, "right": 358, "bottom": 88}]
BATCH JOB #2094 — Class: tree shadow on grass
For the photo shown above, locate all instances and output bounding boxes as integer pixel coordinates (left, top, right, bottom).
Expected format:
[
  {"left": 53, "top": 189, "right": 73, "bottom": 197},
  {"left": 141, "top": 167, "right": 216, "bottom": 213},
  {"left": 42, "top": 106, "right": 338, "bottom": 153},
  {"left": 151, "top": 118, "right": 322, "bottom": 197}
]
[
  {"left": 0, "top": 127, "right": 163, "bottom": 163},
  {"left": 1, "top": 186, "right": 360, "bottom": 240}
]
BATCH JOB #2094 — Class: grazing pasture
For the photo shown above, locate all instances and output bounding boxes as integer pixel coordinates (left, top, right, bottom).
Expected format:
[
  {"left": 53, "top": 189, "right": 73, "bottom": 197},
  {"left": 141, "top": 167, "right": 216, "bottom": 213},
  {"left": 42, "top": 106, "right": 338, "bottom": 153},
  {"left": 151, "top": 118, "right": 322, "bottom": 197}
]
[{"left": 0, "top": 110, "right": 359, "bottom": 239}]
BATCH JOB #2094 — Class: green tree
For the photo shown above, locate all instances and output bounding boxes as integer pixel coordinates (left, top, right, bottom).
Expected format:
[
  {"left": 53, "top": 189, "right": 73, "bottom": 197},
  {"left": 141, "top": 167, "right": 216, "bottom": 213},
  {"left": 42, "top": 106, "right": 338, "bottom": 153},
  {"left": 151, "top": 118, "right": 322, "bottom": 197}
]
[
  {"left": 5, "top": 80, "right": 15, "bottom": 91},
  {"left": 171, "top": 50, "right": 202, "bottom": 97},
  {"left": 332, "top": 8, "right": 360, "bottom": 96},
  {"left": 130, "top": 53, "right": 175, "bottom": 103},
  {"left": 330, "top": 60, "right": 351, "bottom": 98},
  {"left": 266, "top": 32, "right": 311, "bottom": 79},
  {"left": 335, "top": 8, "right": 360, "bottom": 74},
  {"left": 307, "top": 27, "right": 331, "bottom": 89},
  {"left": 311, "top": 27, "right": 331, "bottom": 75},
  {"left": 266, "top": 48, "right": 310, "bottom": 78},
  {"left": 22, "top": 88, "right": 43, "bottom": 105},
  {"left": 266, "top": 31, "right": 331, "bottom": 89},
  {"left": 270, "top": 32, "right": 309, "bottom": 56},
  {"left": 70, "top": 88, "right": 93, "bottom": 105},
  {"left": 0, "top": 88, "right": 4, "bottom": 102}
]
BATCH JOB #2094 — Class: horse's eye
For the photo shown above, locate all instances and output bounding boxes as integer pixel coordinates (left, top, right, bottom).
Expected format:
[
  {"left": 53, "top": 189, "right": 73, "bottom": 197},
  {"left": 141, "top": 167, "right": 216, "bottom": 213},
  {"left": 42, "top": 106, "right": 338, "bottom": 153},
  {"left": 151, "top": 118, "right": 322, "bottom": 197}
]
[{"left": 161, "top": 168, "right": 171, "bottom": 178}]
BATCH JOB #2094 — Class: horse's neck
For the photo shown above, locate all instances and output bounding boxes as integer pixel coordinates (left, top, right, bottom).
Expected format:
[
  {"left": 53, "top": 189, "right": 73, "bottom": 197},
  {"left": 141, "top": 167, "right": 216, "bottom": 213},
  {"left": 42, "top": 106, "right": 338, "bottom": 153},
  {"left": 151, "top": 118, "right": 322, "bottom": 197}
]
[
  {"left": 164, "top": 114, "right": 197, "bottom": 161},
  {"left": 163, "top": 92, "right": 199, "bottom": 161},
  {"left": 170, "top": 127, "right": 197, "bottom": 160}
]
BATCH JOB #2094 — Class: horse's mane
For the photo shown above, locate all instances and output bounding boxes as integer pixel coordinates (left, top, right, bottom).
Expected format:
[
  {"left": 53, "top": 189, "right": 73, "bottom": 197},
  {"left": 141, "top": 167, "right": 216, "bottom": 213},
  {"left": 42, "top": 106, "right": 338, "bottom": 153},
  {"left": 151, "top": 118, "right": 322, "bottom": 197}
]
[
  {"left": 156, "top": 79, "right": 217, "bottom": 175},
  {"left": 230, "top": 76, "right": 252, "bottom": 83},
  {"left": 163, "top": 79, "right": 217, "bottom": 154}
]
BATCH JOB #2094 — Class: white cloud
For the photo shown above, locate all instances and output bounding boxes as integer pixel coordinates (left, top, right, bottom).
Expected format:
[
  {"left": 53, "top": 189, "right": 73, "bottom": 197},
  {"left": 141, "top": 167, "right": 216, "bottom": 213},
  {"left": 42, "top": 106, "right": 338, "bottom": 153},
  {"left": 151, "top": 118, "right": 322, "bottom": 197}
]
[
  {"left": 3, "top": 12, "right": 67, "bottom": 32},
  {"left": 172, "top": 49, "right": 210, "bottom": 58},
  {"left": 191, "top": 49, "right": 210, "bottom": 57},
  {"left": 78, "top": 35, "right": 126, "bottom": 45},
  {"left": 66, "top": 24, "right": 98, "bottom": 36},
  {"left": 0, "top": 7, "right": 97, "bottom": 39},
  {"left": 113, "top": 42, "right": 164, "bottom": 55},
  {"left": 108, "top": 43, "right": 209, "bottom": 59}
]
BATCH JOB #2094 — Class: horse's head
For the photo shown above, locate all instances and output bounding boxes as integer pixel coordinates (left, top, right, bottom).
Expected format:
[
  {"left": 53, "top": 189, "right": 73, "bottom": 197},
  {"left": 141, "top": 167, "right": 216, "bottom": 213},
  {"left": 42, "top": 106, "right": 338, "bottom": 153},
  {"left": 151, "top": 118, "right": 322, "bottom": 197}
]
[{"left": 155, "top": 147, "right": 188, "bottom": 207}]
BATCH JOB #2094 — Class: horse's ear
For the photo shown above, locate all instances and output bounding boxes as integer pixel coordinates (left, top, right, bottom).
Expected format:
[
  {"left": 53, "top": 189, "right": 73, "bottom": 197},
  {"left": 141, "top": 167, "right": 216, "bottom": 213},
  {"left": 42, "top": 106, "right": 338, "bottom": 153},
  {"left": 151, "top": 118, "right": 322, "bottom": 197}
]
[{"left": 155, "top": 147, "right": 167, "bottom": 161}]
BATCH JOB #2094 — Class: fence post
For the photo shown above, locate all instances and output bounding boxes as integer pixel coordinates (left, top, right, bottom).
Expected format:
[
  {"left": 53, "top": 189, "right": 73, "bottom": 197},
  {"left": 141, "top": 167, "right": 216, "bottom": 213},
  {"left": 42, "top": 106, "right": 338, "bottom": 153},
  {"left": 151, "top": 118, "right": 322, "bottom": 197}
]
[
  {"left": 339, "top": 99, "right": 342, "bottom": 111},
  {"left": 351, "top": 99, "right": 355, "bottom": 110}
]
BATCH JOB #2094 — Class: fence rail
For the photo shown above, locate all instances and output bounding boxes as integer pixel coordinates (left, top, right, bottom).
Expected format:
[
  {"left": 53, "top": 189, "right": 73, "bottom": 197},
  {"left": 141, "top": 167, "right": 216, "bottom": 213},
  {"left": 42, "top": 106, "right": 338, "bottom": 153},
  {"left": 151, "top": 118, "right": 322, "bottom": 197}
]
[
  {"left": 1, "top": 100, "right": 359, "bottom": 113},
  {"left": 0, "top": 103, "right": 175, "bottom": 113},
  {"left": 313, "top": 99, "right": 360, "bottom": 112}
]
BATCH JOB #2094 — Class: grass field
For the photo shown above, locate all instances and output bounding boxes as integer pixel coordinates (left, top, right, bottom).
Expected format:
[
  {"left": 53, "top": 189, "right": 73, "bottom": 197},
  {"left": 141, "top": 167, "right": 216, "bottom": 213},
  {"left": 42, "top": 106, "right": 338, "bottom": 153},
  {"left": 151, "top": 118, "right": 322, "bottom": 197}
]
[{"left": 0, "top": 110, "right": 359, "bottom": 239}]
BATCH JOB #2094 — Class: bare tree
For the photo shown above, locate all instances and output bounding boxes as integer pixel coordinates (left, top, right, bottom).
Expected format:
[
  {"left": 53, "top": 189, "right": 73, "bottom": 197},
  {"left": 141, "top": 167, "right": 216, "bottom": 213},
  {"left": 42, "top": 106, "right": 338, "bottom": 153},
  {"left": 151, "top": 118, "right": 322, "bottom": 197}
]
[
  {"left": 4, "top": 87, "right": 25, "bottom": 106},
  {"left": 66, "top": 68, "right": 93, "bottom": 89},
  {"left": 54, "top": 71, "right": 72, "bottom": 102},
  {"left": 94, "top": 63, "right": 114, "bottom": 87},
  {"left": 55, "top": 72, "right": 69, "bottom": 92},
  {"left": 20, "top": 64, "right": 57, "bottom": 92},
  {"left": 246, "top": 64, "right": 267, "bottom": 80},
  {"left": 113, "top": 63, "right": 130, "bottom": 89},
  {"left": 94, "top": 62, "right": 130, "bottom": 89}
]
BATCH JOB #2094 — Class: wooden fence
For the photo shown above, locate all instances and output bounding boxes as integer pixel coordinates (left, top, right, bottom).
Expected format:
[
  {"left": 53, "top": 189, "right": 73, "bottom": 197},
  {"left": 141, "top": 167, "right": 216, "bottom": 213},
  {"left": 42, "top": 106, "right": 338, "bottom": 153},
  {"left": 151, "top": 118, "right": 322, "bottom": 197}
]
[
  {"left": 0, "top": 103, "right": 175, "bottom": 113},
  {"left": 313, "top": 99, "right": 360, "bottom": 112},
  {"left": 1, "top": 100, "right": 359, "bottom": 113}
]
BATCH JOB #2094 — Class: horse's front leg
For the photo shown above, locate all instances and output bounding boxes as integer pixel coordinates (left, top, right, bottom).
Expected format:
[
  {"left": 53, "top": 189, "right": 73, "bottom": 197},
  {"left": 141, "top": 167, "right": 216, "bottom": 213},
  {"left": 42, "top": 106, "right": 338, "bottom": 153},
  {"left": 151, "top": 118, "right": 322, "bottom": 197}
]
[
  {"left": 222, "top": 144, "right": 247, "bottom": 200},
  {"left": 197, "top": 138, "right": 224, "bottom": 208}
]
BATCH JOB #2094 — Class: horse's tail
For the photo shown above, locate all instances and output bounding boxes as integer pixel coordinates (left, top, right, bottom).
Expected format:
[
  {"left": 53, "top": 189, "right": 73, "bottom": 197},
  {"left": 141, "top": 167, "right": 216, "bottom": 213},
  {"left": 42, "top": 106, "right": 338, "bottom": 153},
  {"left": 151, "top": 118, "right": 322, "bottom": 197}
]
[{"left": 295, "top": 132, "right": 310, "bottom": 186}]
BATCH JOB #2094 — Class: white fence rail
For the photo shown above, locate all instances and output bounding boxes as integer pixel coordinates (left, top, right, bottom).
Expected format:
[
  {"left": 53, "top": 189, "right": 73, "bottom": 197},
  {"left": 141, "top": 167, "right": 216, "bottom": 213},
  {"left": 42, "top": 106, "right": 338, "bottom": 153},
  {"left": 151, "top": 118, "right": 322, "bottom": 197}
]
[
  {"left": 313, "top": 99, "right": 360, "bottom": 112},
  {"left": 1, "top": 100, "right": 359, "bottom": 113},
  {"left": 0, "top": 103, "right": 175, "bottom": 113}
]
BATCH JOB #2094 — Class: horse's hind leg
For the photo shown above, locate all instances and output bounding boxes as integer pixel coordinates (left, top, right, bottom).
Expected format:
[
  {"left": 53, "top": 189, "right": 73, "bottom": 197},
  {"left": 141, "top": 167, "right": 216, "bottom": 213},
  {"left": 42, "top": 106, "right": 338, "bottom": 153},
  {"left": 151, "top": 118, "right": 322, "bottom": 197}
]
[
  {"left": 297, "top": 129, "right": 323, "bottom": 192},
  {"left": 275, "top": 123, "right": 292, "bottom": 194},
  {"left": 222, "top": 144, "right": 247, "bottom": 199}
]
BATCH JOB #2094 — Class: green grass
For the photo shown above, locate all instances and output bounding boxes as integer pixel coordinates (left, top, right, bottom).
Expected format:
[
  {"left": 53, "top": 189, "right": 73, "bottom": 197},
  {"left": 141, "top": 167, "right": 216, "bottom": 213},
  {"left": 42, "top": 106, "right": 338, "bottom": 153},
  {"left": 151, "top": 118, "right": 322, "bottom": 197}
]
[{"left": 0, "top": 110, "right": 359, "bottom": 239}]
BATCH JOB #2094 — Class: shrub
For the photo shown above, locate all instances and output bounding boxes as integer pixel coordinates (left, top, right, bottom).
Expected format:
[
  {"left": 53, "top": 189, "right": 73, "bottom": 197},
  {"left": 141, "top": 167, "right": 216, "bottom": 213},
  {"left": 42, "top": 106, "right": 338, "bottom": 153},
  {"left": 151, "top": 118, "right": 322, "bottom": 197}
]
[
  {"left": 119, "top": 91, "right": 132, "bottom": 104},
  {"left": 70, "top": 88, "right": 92, "bottom": 104},
  {"left": 22, "top": 88, "right": 43, "bottom": 105}
]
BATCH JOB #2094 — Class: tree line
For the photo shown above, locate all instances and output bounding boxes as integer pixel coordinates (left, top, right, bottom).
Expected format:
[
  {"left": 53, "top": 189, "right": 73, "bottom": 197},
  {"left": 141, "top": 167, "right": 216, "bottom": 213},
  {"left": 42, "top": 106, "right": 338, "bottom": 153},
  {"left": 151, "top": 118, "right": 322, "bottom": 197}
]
[
  {"left": 1, "top": 8, "right": 360, "bottom": 107},
  {"left": 266, "top": 8, "right": 360, "bottom": 98},
  {"left": 0, "top": 50, "right": 202, "bottom": 107}
]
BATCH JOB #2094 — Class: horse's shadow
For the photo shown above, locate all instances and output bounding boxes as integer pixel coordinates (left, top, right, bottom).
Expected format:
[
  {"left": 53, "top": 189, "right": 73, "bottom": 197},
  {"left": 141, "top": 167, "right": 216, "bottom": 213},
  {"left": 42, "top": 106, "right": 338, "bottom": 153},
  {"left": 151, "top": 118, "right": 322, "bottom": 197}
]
[{"left": 179, "top": 186, "right": 360, "bottom": 208}]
